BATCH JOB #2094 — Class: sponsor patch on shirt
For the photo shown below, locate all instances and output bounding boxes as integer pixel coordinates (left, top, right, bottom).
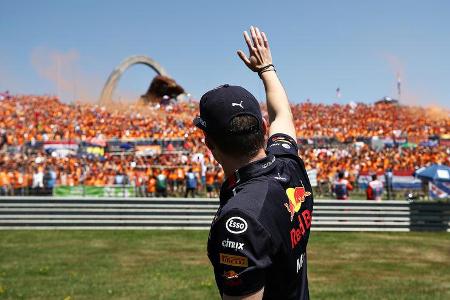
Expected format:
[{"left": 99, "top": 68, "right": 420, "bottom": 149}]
[
  {"left": 290, "top": 209, "right": 313, "bottom": 249},
  {"left": 220, "top": 253, "right": 249, "bottom": 267},
  {"left": 285, "top": 186, "right": 311, "bottom": 222},
  {"left": 223, "top": 270, "right": 242, "bottom": 286},
  {"left": 296, "top": 253, "right": 305, "bottom": 273},
  {"left": 261, "top": 155, "right": 276, "bottom": 169},
  {"left": 225, "top": 216, "right": 248, "bottom": 234},
  {"left": 222, "top": 238, "right": 244, "bottom": 251},
  {"left": 223, "top": 270, "right": 239, "bottom": 279}
]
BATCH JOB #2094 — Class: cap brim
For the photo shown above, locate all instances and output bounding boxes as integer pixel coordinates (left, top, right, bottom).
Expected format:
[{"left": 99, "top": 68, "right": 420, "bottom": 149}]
[{"left": 193, "top": 116, "right": 207, "bottom": 131}]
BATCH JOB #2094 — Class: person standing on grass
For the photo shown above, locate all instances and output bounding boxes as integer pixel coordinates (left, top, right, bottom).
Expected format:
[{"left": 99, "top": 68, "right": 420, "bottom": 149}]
[
  {"left": 214, "top": 167, "right": 224, "bottom": 196},
  {"left": 147, "top": 174, "right": 156, "bottom": 197},
  {"left": 185, "top": 168, "right": 197, "bottom": 198},
  {"left": 195, "top": 26, "right": 313, "bottom": 300},
  {"left": 366, "top": 174, "right": 383, "bottom": 201},
  {"left": 155, "top": 170, "right": 168, "bottom": 197},
  {"left": 332, "top": 171, "right": 353, "bottom": 200},
  {"left": 206, "top": 167, "right": 216, "bottom": 198}
]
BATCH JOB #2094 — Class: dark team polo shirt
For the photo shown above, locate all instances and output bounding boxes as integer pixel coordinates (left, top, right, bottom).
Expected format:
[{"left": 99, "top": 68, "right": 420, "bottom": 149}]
[{"left": 207, "top": 133, "right": 314, "bottom": 300}]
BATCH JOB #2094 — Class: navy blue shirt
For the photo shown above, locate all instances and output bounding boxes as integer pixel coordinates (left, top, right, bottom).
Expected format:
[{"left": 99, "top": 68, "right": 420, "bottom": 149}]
[{"left": 207, "top": 133, "right": 314, "bottom": 299}]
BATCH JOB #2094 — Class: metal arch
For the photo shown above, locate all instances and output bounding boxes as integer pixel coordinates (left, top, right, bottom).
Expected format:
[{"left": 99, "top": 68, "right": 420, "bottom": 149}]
[{"left": 99, "top": 55, "right": 169, "bottom": 105}]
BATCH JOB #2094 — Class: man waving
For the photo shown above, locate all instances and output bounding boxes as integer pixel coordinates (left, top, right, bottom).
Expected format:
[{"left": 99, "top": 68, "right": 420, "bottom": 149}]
[{"left": 194, "top": 26, "right": 313, "bottom": 300}]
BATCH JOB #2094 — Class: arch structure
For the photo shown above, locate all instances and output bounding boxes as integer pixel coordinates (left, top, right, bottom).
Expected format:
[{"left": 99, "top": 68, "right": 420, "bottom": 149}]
[{"left": 99, "top": 55, "right": 169, "bottom": 105}]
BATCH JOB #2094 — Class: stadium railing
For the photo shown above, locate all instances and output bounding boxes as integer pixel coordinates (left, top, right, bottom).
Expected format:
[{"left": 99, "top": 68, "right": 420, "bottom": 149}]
[{"left": 0, "top": 197, "right": 448, "bottom": 232}]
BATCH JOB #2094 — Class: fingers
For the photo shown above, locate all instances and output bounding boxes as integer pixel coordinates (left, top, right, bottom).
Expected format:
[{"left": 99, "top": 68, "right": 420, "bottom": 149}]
[
  {"left": 254, "top": 27, "right": 264, "bottom": 47},
  {"left": 249, "top": 26, "right": 266, "bottom": 49},
  {"left": 261, "top": 31, "right": 269, "bottom": 49},
  {"left": 250, "top": 26, "right": 259, "bottom": 47},
  {"left": 237, "top": 50, "right": 251, "bottom": 66},
  {"left": 243, "top": 31, "right": 254, "bottom": 53}
]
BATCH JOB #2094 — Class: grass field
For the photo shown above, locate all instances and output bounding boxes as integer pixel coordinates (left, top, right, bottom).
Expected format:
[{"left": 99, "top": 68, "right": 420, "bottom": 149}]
[{"left": 0, "top": 231, "right": 449, "bottom": 300}]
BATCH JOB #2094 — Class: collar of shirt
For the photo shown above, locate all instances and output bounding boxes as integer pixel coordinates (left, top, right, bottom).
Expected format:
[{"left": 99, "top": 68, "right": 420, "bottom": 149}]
[{"left": 219, "top": 153, "right": 277, "bottom": 205}]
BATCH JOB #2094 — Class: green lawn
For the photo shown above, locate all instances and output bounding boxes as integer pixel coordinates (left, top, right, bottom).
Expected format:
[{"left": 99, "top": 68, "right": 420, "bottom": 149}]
[{"left": 0, "top": 231, "right": 448, "bottom": 300}]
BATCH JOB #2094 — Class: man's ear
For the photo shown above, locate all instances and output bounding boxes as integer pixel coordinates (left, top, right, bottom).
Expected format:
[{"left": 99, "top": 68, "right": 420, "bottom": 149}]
[{"left": 262, "top": 118, "right": 268, "bottom": 135}]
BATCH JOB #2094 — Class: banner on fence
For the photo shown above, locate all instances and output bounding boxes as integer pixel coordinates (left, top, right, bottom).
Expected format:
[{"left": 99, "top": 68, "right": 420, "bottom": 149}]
[
  {"left": 54, "top": 186, "right": 136, "bottom": 197},
  {"left": 357, "top": 170, "right": 421, "bottom": 190},
  {"left": 135, "top": 145, "right": 161, "bottom": 156},
  {"left": 429, "top": 181, "right": 450, "bottom": 199},
  {"left": 43, "top": 141, "right": 79, "bottom": 157},
  {"left": 82, "top": 145, "right": 105, "bottom": 157}
]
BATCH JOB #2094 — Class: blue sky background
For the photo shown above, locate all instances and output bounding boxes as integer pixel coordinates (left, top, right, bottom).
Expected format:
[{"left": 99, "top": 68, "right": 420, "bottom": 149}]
[{"left": 1, "top": 0, "right": 449, "bottom": 108}]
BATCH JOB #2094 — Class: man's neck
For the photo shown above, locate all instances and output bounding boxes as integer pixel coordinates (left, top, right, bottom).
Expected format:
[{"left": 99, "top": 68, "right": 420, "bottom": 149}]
[{"left": 222, "top": 148, "right": 267, "bottom": 178}]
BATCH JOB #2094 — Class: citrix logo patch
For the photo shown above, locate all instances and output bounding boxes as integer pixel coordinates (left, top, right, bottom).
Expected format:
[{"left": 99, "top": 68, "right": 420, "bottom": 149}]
[{"left": 222, "top": 238, "right": 244, "bottom": 251}]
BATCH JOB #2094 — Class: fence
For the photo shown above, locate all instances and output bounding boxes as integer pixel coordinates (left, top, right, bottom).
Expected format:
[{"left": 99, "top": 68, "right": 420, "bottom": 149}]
[{"left": 0, "top": 197, "right": 448, "bottom": 231}]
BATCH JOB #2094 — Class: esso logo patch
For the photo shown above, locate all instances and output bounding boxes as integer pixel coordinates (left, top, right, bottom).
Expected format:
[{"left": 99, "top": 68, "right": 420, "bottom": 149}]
[{"left": 225, "top": 217, "right": 248, "bottom": 234}]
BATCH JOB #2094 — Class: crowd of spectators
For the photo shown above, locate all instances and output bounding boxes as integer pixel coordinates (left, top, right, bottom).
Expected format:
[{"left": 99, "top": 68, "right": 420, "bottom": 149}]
[
  {"left": 288, "top": 101, "right": 447, "bottom": 142},
  {"left": 0, "top": 94, "right": 448, "bottom": 198}
]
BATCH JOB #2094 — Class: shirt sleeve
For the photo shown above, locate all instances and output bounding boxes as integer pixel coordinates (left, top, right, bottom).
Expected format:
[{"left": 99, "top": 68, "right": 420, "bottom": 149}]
[
  {"left": 209, "top": 209, "right": 273, "bottom": 297},
  {"left": 266, "top": 133, "right": 299, "bottom": 158}
]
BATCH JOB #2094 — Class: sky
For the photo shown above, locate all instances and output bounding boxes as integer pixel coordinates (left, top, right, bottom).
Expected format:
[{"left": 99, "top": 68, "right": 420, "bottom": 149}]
[{"left": 1, "top": 0, "right": 449, "bottom": 108}]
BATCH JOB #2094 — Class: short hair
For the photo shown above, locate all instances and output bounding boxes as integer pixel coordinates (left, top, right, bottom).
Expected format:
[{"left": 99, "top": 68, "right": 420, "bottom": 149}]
[
  {"left": 207, "top": 115, "right": 265, "bottom": 159},
  {"left": 371, "top": 174, "right": 377, "bottom": 181}
]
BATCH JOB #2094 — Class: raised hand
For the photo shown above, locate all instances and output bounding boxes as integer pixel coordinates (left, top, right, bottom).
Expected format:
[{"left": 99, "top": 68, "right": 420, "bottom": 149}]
[{"left": 237, "top": 26, "right": 273, "bottom": 72}]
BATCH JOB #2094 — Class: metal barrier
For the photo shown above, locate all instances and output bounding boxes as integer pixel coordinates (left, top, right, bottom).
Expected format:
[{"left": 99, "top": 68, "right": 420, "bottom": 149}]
[{"left": 0, "top": 197, "right": 449, "bottom": 231}]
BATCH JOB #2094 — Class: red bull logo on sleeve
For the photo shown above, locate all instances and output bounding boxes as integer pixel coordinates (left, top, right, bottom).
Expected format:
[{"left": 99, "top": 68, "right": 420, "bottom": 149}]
[
  {"left": 223, "top": 270, "right": 242, "bottom": 287},
  {"left": 223, "top": 270, "right": 239, "bottom": 279},
  {"left": 284, "top": 186, "right": 311, "bottom": 222}
]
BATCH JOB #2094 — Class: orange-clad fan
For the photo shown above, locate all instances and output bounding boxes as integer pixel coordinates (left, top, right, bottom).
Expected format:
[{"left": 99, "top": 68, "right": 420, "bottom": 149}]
[
  {"left": 205, "top": 167, "right": 216, "bottom": 198},
  {"left": 147, "top": 176, "right": 156, "bottom": 197}
]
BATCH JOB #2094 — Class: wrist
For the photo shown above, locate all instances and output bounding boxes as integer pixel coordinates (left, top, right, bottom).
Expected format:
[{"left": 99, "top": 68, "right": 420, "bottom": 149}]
[
  {"left": 256, "top": 64, "right": 274, "bottom": 73},
  {"left": 258, "top": 65, "right": 276, "bottom": 79}
]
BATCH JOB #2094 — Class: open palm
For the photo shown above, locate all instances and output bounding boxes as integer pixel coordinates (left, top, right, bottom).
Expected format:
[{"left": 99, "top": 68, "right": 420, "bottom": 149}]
[{"left": 237, "top": 26, "right": 273, "bottom": 72}]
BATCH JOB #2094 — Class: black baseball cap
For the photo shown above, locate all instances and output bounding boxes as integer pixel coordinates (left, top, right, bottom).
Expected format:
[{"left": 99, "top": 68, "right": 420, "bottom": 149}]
[{"left": 193, "top": 84, "right": 263, "bottom": 135}]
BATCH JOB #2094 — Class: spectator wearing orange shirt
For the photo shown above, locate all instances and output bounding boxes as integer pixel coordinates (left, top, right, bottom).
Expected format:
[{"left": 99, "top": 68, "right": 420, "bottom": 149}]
[
  {"left": 13, "top": 169, "right": 26, "bottom": 196},
  {"left": 175, "top": 167, "right": 185, "bottom": 193},
  {"left": 0, "top": 168, "right": 9, "bottom": 195},
  {"left": 214, "top": 167, "right": 224, "bottom": 196},
  {"left": 205, "top": 167, "right": 215, "bottom": 198},
  {"left": 147, "top": 175, "right": 156, "bottom": 197},
  {"left": 168, "top": 169, "right": 177, "bottom": 193}
]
